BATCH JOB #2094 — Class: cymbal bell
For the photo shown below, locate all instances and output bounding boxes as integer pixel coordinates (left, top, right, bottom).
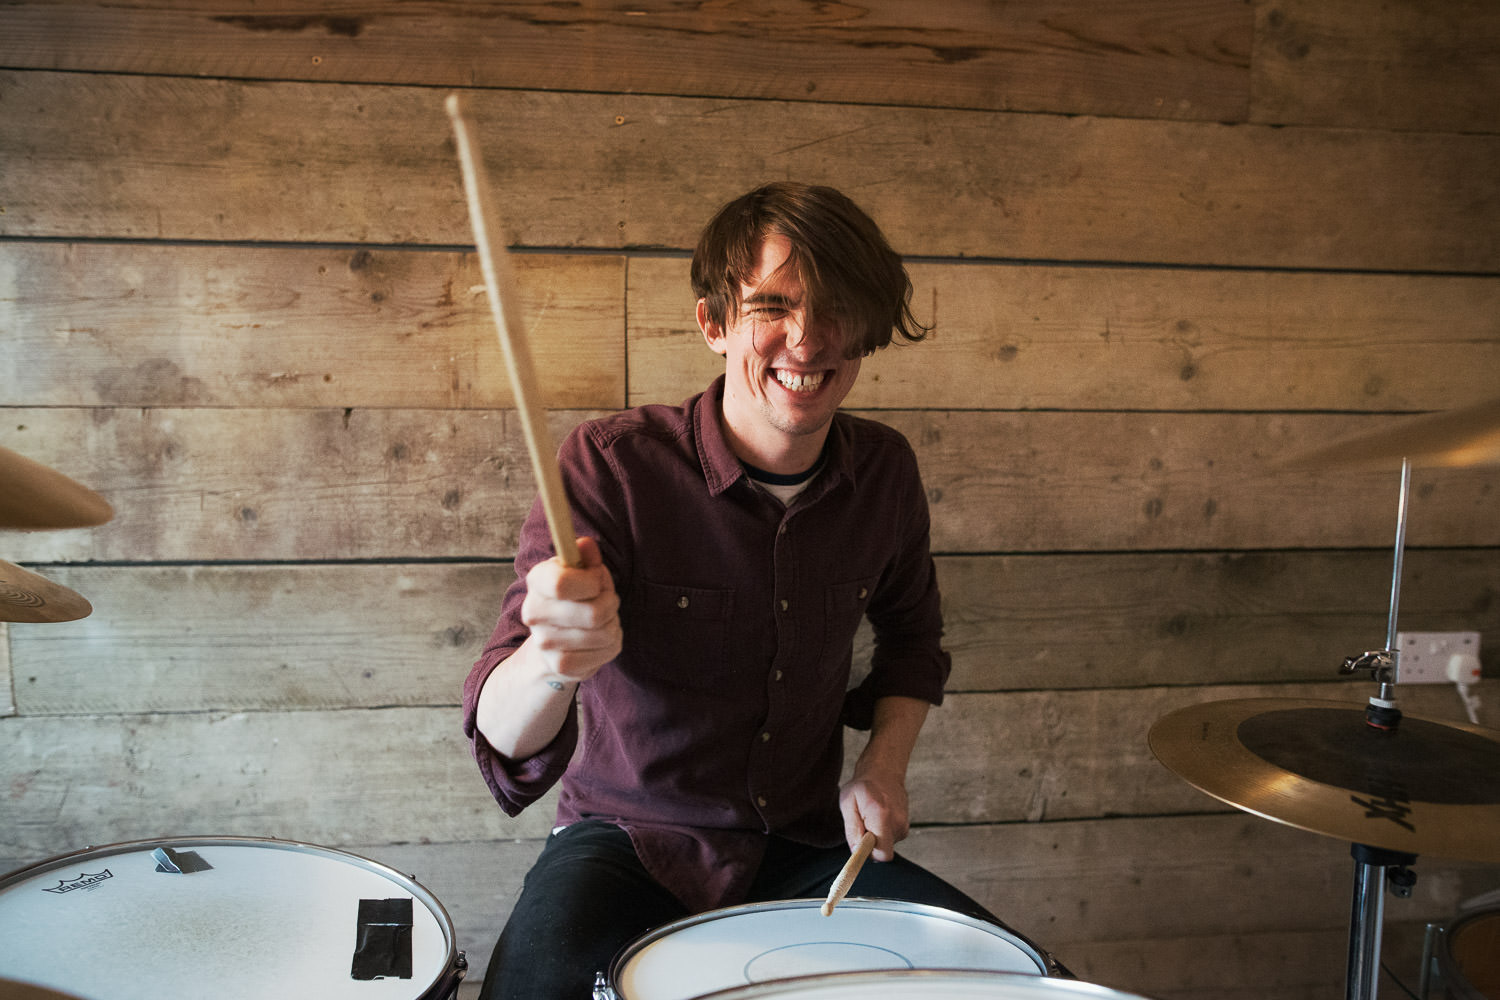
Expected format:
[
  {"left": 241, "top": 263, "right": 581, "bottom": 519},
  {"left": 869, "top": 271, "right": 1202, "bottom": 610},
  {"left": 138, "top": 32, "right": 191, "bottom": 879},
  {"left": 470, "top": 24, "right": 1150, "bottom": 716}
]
[
  {"left": 0, "top": 559, "right": 92, "bottom": 624},
  {"left": 1280, "top": 396, "right": 1500, "bottom": 471},
  {"left": 0, "top": 445, "right": 114, "bottom": 531},
  {"left": 1149, "top": 697, "right": 1500, "bottom": 861}
]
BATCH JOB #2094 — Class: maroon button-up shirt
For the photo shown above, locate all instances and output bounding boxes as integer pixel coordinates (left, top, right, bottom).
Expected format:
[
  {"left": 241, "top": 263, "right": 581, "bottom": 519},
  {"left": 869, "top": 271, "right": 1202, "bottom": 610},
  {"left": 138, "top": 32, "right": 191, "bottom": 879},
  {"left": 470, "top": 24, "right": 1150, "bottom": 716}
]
[{"left": 462, "top": 377, "right": 950, "bottom": 912}]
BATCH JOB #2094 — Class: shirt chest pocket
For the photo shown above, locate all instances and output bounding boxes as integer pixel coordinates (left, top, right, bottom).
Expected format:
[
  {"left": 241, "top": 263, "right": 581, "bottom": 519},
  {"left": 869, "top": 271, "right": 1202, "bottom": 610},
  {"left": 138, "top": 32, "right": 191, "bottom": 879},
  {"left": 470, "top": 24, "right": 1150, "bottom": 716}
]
[
  {"left": 820, "top": 574, "right": 880, "bottom": 666},
  {"left": 623, "top": 580, "right": 736, "bottom": 691}
]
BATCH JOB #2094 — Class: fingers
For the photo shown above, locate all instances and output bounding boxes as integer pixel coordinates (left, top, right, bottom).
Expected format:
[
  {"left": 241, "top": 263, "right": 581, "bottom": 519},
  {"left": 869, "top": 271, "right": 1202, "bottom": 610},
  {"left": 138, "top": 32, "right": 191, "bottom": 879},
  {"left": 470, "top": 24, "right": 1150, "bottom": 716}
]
[
  {"left": 839, "top": 778, "right": 909, "bottom": 863},
  {"left": 521, "top": 537, "right": 622, "bottom": 680}
]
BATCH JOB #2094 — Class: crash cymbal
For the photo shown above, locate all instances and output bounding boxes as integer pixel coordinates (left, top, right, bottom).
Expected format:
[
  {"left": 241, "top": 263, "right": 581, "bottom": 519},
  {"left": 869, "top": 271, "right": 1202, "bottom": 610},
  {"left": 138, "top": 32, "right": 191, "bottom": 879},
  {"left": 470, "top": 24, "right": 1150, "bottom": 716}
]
[
  {"left": 1281, "top": 396, "right": 1500, "bottom": 471},
  {"left": 0, "top": 445, "right": 113, "bottom": 531},
  {"left": 0, "top": 559, "right": 92, "bottom": 624},
  {"left": 1149, "top": 697, "right": 1500, "bottom": 861}
]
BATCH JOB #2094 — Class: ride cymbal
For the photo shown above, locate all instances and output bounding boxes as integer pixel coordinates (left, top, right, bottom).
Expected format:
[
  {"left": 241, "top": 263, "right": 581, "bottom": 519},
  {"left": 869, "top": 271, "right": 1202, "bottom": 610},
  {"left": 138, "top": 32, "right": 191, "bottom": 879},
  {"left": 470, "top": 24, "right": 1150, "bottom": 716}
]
[
  {"left": 0, "top": 559, "right": 92, "bottom": 624},
  {"left": 0, "top": 445, "right": 114, "bottom": 530},
  {"left": 1280, "top": 396, "right": 1500, "bottom": 471},
  {"left": 1149, "top": 697, "right": 1500, "bottom": 861}
]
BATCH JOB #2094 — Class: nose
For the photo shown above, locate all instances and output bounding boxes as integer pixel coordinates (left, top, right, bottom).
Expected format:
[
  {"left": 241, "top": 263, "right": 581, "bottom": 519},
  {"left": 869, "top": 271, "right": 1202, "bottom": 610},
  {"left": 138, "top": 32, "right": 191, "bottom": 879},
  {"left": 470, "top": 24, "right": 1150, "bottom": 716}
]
[{"left": 785, "top": 310, "right": 840, "bottom": 356}]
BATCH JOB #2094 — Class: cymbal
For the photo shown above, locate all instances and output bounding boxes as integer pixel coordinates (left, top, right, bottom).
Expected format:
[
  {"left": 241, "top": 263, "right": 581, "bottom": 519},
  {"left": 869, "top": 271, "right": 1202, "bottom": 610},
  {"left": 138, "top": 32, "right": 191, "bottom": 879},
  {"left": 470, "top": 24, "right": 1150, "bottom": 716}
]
[
  {"left": 1149, "top": 697, "right": 1500, "bottom": 861},
  {"left": 1281, "top": 396, "right": 1500, "bottom": 471},
  {"left": 0, "top": 445, "right": 114, "bottom": 530},
  {"left": 0, "top": 559, "right": 92, "bottom": 624}
]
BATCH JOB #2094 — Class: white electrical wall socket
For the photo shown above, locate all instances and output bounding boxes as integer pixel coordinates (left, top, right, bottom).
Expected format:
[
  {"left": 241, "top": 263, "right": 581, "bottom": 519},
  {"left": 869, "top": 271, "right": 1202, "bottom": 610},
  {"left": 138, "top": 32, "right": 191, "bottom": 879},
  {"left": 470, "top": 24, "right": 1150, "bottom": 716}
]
[{"left": 1396, "top": 631, "right": 1483, "bottom": 684}]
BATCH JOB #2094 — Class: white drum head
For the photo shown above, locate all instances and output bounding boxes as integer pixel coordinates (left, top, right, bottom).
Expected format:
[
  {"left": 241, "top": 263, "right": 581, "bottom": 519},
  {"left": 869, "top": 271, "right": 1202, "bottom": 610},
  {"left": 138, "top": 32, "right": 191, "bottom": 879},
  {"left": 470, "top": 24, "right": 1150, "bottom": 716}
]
[
  {"left": 0, "top": 837, "right": 459, "bottom": 1000},
  {"left": 693, "top": 970, "right": 1155, "bottom": 999},
  {"left": 612, "top": 898, "right": 1049, "bottom": 1000}
]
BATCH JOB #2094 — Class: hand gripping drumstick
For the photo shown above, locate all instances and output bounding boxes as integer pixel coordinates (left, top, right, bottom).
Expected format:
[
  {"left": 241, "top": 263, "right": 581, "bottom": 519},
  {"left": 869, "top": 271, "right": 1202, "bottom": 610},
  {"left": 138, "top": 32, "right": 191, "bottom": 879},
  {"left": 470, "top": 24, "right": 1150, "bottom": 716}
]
[
  {"left": 446, "top": 93, "right": 581, "bottom": 569},
  {"left": 821, "top": 831, "right": 877, "bottom": 916}
]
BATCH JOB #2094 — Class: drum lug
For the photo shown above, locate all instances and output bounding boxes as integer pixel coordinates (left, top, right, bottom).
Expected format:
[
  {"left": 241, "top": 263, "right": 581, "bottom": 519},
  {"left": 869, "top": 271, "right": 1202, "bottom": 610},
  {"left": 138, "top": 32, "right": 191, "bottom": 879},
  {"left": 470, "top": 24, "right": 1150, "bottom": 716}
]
[{"left": 591, "top": 970, "right": 617, "bottom": 1000}]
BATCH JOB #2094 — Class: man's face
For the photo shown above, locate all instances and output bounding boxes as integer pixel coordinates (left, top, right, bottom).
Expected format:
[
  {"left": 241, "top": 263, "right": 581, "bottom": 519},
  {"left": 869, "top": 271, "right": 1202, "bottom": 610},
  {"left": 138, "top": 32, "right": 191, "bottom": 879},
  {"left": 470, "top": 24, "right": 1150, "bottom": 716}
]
[{"left": 698, "top": 235, "right": 863, "bottom": 471}]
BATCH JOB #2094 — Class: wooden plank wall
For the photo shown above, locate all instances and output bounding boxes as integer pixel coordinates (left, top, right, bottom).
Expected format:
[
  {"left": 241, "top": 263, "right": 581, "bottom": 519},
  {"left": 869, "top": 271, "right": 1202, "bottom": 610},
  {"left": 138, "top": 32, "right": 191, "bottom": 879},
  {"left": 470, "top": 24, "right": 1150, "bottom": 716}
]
[{"left": 2, "top": 3, "right": 1498, "bottom": 998}]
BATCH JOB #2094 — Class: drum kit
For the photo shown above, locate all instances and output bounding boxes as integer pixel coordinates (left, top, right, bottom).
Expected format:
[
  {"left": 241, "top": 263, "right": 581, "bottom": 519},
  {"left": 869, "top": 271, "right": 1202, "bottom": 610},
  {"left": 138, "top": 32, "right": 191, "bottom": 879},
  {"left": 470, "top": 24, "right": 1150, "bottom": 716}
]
[{"left": 4, "top": 97, "right": 1497, "bottom": 995}]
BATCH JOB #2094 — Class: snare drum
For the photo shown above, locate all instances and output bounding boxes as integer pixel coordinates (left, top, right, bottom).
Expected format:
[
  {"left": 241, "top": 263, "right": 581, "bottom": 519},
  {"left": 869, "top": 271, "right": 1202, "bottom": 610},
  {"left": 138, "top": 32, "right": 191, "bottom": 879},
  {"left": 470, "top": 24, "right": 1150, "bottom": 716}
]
[
  {"left": 0, "top": 837, "right": 465, "bottom": 1000},
  {"left": 600, "top": 898, "right": 1053, "bottom": 1000},
  {"left": 685, "top": 969, "right": 1155, "bottom": 998}
]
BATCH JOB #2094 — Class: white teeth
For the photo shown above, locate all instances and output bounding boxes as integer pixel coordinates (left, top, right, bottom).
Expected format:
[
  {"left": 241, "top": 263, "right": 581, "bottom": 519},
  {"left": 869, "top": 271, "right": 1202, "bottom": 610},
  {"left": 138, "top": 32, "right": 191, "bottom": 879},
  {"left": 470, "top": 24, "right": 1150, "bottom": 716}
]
[{"left": 775, "top": 370, "right": 825, "bottom": 392}]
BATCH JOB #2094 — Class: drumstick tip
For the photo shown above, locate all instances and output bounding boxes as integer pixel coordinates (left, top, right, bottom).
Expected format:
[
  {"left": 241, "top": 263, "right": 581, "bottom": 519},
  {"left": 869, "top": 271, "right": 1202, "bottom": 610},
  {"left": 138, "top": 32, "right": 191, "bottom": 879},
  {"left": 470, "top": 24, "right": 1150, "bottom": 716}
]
[
  {"left": 444, "top": 92, "right": 465, "bottom": 119},
  {"left": 821, "top": 830, "right": 877, "bottom": 917}
]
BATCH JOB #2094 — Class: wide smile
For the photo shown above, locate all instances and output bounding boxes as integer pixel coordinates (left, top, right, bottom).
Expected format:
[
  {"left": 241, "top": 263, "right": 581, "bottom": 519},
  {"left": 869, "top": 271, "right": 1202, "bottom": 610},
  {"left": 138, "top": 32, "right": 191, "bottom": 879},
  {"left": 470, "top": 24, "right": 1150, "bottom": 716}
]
[{"left": 773, "top": 368, "right": 828, "bottom": 393}]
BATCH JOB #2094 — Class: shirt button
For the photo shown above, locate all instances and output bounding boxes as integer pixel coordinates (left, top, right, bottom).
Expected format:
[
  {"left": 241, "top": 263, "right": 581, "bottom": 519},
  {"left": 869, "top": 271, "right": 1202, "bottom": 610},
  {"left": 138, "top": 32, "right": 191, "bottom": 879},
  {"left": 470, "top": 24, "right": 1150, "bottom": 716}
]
[
  {"left": 779, "top": 599, "right": 789, "bottom": 611},
  {"left": 677, "top": 596, "right": 689, "bottom": 609},
  {"left": 774, "top": 670, "right": 783, "bottom": 682},
  {"left": 757, "top": 795, "right": 768, "bottom": 808},
  {"left": 760, "top": 731, "right": 771, "bottom": 743},
  {"left": 857, "top": 586, "right": 868, "bottom": 600}
]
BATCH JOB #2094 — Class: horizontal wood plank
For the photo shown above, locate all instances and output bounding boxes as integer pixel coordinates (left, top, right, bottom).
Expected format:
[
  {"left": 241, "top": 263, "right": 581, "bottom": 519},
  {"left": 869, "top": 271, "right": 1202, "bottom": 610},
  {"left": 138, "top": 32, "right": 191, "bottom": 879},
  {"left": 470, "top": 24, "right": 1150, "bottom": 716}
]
[
  {"left": 1251, "top": 0, "right": 1500, "bottom": 133},
  {"left": 0, "top": 707, "right": 561, "bottom": 857},
  {"left": 0, "top": 244, "right": 625, "bottom": 410},
  {"left": 8, "top": 551, "right": 1496, "bottom": 715},
  {"left": 3, "top": 72, "right": 1496, "bottom": 270},
  {"left": 4, "top": 682, "right": 1494, "bottom": 858},
  {"left": 0, "top": 407, "right": 595, "bottom": 563},
  {"left": 8, "top": 245, "right": 1498, "bottom": 413},
  {"left": 9, "top": 245, "right": 1499, "bottom": 413},
  {"left": 909, "top": 548, "right": 1500, "bottom": 690},
  {"left": 0, "top": 0, "right": 1253, "bottom": 123},
  {"left": 629, "top": 258, "right": 1500, "bottom": 412},
  {"left": 3, "top": 408, "right": 1498, "bottom": 563}
]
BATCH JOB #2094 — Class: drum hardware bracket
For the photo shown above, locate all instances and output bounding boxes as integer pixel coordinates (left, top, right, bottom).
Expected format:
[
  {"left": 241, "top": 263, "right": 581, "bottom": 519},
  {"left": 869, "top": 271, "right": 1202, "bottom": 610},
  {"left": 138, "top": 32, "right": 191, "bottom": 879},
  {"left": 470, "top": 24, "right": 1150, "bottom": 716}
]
[
  {"left": 1338, "top": 651, "right": 1407, "bottom": 731},
  {"left": 1340, "top": 649, "right": 1396, "bottom": 686}
]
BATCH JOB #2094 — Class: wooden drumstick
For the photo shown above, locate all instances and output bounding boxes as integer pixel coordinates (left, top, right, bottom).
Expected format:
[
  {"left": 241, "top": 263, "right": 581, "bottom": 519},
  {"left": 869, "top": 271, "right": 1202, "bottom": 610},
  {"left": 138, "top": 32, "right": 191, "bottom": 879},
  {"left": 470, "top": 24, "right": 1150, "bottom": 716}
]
[
  {"left": 821, "top": 830, "right": 877, "bottom": 916},
  {"left": 445, "top": 93, "right": 581, "bottom": 569}
]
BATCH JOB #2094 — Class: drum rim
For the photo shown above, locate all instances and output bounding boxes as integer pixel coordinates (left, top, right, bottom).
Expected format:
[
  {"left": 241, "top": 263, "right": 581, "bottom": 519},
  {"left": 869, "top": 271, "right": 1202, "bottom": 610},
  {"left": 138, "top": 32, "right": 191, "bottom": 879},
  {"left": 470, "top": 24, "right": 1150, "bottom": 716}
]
[
  {"left": 689, "top": 968, "right": 1151, "bottom": 999},
  {"left": 1437, "top": 906, "right": 1500, "bottom": 997},
  {"left": 0, "top": 834, "right": 462, "bottom": 995},
  {"left": 608, "top": 896, "right": 1053, "bottom": 989}
]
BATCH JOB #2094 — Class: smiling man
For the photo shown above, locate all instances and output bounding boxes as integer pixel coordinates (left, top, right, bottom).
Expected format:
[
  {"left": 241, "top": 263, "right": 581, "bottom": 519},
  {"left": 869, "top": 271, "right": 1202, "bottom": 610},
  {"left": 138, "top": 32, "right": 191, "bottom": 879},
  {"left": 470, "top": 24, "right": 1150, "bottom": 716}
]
[{"left": 463, "top": 183, "right": 1009, "bottom": 1000}]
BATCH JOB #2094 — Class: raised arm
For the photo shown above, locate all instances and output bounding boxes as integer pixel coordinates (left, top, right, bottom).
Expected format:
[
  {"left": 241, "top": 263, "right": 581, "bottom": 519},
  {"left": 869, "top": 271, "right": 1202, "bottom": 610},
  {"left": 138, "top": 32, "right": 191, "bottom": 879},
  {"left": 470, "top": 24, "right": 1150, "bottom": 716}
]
[{"left": 474, "top": 536, "right": 622, "bottom": 759}]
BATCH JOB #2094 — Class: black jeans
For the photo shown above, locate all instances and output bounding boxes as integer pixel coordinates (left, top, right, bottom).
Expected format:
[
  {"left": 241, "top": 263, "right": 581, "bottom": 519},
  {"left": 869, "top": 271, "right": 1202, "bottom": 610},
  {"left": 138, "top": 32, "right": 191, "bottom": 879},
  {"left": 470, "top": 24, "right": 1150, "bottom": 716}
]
[{"left": 480, "top": 821, "right": 1011, "bottom": 1000}]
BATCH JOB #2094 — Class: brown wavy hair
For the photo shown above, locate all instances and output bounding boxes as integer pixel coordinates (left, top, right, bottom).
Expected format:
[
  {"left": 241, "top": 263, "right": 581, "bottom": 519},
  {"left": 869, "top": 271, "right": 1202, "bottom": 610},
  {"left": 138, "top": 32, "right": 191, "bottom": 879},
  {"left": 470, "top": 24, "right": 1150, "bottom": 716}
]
[{"left": 690, "top": 182, "right": 929, "bottom": 359}]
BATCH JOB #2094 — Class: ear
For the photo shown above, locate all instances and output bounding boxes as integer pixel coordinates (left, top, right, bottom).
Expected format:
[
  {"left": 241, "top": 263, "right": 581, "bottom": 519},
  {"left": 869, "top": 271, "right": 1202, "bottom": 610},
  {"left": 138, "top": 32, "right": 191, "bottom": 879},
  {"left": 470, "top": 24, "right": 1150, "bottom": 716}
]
[{"left": 697, "top": 299, "right": 728, "bottom": 356}]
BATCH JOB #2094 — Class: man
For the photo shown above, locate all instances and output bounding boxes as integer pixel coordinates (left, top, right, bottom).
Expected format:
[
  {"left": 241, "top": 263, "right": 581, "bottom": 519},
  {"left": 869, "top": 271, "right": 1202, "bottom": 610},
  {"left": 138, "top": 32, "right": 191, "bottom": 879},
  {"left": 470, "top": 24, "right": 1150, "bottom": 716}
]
[{"left": 463, "top": 182, "right": 999, "bottom": 998}]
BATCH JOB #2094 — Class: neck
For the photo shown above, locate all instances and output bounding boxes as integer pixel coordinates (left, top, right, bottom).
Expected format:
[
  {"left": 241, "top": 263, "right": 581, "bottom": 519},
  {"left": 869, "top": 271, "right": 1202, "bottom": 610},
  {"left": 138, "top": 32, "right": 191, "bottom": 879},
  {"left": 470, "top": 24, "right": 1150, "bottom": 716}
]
[{"left": 725, "top": 426, "right": 830, "bottom": 477}]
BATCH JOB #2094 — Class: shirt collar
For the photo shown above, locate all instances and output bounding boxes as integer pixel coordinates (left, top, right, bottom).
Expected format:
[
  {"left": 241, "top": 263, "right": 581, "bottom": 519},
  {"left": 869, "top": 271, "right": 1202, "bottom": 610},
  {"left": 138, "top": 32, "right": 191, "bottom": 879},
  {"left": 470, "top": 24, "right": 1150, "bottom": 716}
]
[{"left": 692, "top": 375, "right": 855, "bottom": 498}]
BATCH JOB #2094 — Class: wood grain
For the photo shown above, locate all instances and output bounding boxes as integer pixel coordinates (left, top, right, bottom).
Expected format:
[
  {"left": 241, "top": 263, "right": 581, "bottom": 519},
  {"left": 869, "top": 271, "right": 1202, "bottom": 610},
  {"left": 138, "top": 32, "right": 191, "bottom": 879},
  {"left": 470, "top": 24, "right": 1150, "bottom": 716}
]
[
  {"left": 3, "top": 72, "right": 1496, "bottom": 269},
  {"left": 629, "top": 258, "right": 1500, "bottom": 412},
  {"left": 9, "top": 245, "right": 1499, "bottom": 414},
  {"left": 10, "top": 551, "right": 1496, "bottom": 715},
  {"left": 0, "top": 0, "right": 1253, "bottom": 123},
  {"left": 1251, "top": 0, "right": 1500, "bottom": 132},
  {"left": 0, "top": 243, "right": 624, "bottom": 410},
  {"left": 2, "top": 407, "right": 1497, "bottom": 563},
  {"left": 4, "top": 680, "right": 1493, "bottom": 859}
]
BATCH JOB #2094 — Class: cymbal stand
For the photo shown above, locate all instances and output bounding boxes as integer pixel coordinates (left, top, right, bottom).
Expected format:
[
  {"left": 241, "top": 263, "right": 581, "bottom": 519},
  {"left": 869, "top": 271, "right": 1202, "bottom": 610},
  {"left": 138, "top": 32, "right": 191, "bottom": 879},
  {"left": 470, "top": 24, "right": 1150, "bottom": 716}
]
[{"left": 1338, "top": 458, "right": 1415, "bottom": 1000}]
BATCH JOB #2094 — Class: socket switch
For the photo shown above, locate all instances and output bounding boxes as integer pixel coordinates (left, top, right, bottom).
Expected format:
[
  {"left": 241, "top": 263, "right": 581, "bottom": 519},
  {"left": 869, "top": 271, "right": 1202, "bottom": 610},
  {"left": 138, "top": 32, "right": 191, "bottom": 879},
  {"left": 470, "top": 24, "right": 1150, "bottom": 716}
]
[{"left": 1396, "top": 631, "right": 1482, "bottom": 684}]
